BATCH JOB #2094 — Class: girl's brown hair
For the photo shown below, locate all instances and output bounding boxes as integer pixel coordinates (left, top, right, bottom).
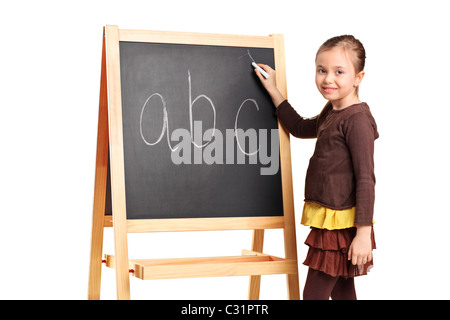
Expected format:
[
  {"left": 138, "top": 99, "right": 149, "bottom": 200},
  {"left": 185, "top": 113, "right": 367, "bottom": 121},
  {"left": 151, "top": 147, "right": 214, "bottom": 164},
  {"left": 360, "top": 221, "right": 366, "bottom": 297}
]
[{"left": 316, "top": 35, "right": 366, "bottom": 131}]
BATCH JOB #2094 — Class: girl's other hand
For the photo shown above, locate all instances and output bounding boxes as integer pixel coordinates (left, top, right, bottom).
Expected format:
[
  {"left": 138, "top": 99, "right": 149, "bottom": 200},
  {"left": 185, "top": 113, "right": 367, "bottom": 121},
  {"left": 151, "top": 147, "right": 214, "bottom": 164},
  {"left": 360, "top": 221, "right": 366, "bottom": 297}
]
[{"left": 348, "top": 225, "right": 373, "bottom": 273}]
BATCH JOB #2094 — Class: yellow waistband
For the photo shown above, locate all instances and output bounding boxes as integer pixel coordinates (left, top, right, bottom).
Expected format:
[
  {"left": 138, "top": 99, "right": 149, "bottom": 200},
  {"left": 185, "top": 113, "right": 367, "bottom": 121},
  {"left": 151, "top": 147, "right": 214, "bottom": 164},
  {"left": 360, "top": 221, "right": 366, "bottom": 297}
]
[{"left": 301, "top": 202, "right": 356, "bottom": 230}]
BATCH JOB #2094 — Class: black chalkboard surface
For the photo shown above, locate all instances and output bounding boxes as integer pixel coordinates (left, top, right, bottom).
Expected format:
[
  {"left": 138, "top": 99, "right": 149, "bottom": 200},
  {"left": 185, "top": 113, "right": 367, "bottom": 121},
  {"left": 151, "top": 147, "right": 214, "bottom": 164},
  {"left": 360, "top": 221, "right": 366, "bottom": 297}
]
[{"left": 111, "top": 41, "right": 283, "bottom": 220}]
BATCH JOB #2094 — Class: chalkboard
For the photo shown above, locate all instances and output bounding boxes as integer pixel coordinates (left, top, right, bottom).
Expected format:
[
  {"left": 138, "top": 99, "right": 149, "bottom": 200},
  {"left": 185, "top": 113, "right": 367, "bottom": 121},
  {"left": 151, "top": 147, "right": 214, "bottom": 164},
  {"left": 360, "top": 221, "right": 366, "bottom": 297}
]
[{"left": 107, "top": 41, "right": 283, "bottom": 220}]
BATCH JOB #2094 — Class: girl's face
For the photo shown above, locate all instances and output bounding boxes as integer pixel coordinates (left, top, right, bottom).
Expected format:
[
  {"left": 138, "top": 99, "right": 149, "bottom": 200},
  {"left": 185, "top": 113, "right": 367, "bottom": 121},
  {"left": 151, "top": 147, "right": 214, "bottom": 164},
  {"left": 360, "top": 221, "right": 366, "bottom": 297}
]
[{"left": 315, "top": 47, "right": 364, "bottom": 110}]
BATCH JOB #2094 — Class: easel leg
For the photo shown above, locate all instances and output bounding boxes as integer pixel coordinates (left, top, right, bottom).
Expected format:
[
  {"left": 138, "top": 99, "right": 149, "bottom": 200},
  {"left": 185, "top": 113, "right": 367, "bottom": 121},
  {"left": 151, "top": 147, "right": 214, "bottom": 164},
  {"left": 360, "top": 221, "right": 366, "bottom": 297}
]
[
  {"left": 88, "top": 195, "right": 105, "bottom": 300},
  {"left": 105, "top": 25, "right": 131, "bottom": 300},
  {"left": 273, "top": 33, "right": 301, "bottom": 300},
  {"left": 248, "top": 229, "right": 264, "bottom": 299},
  {"left": 88, "top": 30, "right": 108, "bottom": 300},
  {"left": 284, "top": 223, "right": 300, "bottom": 300},
  {"left": 113, "top": 222, "right": 130, "bottom": 300},
  {"left": 283, "top": 208, "right": 300, "bottom": 299}
]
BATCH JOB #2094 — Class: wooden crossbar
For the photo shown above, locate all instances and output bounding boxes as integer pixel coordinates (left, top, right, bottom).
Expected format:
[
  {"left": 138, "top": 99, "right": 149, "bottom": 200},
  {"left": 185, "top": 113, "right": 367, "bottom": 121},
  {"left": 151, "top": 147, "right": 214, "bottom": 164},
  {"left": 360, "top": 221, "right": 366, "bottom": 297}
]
[
  {"left": 103, "top": 216, "right": 285, "bottom": 232},
  {"left": 104, "top": 253, "right": 297, "bottom": 280}
]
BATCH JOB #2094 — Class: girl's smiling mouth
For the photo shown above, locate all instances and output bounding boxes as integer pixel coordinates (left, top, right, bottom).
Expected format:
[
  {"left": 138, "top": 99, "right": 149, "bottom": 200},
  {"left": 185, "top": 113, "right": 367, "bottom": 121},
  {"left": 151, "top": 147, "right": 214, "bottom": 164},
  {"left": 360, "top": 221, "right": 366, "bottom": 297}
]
[{"left": 322, "top": 86, "right": 338, "bottom": 93}]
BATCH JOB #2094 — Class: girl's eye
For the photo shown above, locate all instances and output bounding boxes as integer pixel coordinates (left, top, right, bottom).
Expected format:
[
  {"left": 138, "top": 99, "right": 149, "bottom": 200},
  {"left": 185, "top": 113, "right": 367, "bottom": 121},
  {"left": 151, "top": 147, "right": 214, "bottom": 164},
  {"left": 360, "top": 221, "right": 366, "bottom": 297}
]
[
  {"left": 336, "top": 70, "right": 344, "bottom": 75},
  {"left": 318, "top": 69, "right": 326, "bottom": 74}
]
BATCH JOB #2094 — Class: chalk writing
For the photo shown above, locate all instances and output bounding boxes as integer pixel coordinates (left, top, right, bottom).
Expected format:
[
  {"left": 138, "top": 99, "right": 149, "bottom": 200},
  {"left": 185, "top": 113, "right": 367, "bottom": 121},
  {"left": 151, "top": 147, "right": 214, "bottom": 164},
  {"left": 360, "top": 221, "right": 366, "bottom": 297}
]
[
  {"left": 139, "top": 92, "right": 178, "bottom": 152},
  {"left": 139, "top": 71, "right": 279, "bottom": 175}
]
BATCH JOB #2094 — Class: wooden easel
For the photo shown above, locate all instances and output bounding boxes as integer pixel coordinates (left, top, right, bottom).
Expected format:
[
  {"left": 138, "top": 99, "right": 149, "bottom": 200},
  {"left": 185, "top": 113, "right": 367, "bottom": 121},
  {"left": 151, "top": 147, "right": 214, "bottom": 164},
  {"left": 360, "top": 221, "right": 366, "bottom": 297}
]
[{"left": 88, "top": 26, "right": 299, "bottom": 300}]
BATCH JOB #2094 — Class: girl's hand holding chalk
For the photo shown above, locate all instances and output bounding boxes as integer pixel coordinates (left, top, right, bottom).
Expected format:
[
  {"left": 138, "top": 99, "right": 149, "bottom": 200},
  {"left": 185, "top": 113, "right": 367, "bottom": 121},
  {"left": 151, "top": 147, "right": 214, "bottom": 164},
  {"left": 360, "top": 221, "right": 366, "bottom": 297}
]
[
  {"left": 252, "top": 62, "right": 270, "bottom": 79},
  {"left": 254, "top": 63, "right": 276, "bottom": 89},
  {"left": 253, "top": 63, "right": 275, "bottom": 84},
  {"left": 253, "top": 64, "right": 285, "bottom": 108}
]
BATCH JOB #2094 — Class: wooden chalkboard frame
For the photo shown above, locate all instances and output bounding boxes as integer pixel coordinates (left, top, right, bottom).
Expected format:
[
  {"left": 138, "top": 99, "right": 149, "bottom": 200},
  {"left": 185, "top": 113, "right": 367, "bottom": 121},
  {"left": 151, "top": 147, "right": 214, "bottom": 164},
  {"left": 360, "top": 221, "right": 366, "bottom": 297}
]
[{"left": 88, "top": 26, "right": 299, "bottom": 300}]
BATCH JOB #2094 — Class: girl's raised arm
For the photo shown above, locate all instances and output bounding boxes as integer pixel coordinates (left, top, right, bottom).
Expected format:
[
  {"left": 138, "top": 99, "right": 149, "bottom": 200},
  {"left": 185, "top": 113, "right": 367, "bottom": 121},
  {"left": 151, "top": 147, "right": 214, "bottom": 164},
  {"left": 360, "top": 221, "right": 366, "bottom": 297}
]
[{"left": 254, "top": 64, "right": 317, "bottom": 139}]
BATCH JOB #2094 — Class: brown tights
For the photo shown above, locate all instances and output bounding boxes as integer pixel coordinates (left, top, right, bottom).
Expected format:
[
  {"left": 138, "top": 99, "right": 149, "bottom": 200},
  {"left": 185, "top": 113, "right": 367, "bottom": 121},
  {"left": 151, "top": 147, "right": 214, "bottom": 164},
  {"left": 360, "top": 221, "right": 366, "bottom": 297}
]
[{"left": 303, "top": 268, "right": 357, "bottom": 300}]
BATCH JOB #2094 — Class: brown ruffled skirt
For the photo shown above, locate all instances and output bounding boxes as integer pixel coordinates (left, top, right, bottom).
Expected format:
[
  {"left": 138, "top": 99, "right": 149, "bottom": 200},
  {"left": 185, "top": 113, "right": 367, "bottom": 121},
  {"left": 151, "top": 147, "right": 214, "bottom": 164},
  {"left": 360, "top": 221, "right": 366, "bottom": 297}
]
[{"left": 303, "top": 227, "right": 376, "bottom": 278}]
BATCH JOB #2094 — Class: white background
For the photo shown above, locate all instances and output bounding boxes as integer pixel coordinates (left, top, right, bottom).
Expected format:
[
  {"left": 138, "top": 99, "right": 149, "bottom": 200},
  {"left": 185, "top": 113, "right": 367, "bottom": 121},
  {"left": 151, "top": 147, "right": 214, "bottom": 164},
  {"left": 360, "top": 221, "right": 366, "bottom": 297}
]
[{"left": 1, "top": 0, "right": 449, "bottom": 300}]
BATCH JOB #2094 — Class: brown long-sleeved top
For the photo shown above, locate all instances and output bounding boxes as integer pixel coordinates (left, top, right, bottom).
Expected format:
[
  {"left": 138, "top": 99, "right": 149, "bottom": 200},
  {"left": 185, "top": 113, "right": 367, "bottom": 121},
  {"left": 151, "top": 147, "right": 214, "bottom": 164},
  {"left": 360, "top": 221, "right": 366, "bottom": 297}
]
[{"left": 276, "top": 100, "right": 379, "bottom": 225}]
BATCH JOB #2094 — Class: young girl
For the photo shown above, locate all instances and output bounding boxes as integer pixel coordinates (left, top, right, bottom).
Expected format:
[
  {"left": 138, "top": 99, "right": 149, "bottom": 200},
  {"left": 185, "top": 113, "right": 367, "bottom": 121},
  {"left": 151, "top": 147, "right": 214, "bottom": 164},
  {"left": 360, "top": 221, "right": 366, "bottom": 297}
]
[{"left": 255, "top": 35, "right": 378, "bottom": 300}]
